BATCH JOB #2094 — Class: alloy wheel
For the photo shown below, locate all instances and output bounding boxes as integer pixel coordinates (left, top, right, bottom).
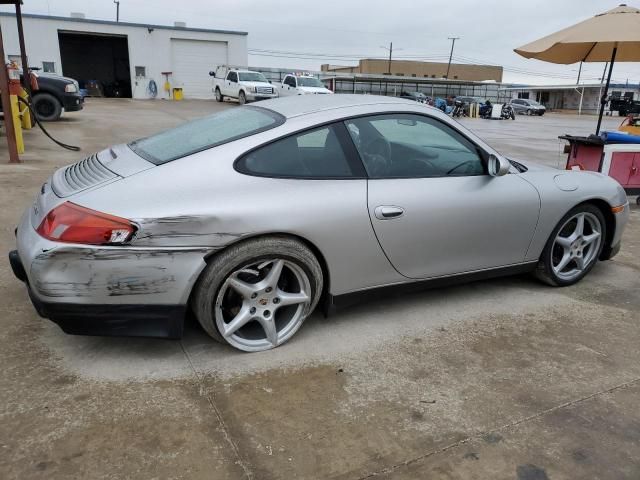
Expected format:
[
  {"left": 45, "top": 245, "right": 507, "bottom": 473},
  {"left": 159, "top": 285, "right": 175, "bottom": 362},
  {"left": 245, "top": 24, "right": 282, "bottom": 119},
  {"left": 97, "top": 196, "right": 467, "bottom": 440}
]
[
  {"left": 551, "top": 212, "right": 602, "bottom": 282},
  {"left": 215, "top": 258, "right": 311, "bottom": 351}
]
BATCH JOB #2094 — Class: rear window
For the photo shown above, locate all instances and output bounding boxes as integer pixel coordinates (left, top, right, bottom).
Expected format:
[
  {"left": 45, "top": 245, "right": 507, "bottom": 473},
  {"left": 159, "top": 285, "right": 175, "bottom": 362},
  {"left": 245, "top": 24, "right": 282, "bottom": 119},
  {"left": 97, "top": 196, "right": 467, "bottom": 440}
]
[{"left": 129, "top": 106, "right": 284, "bottom": 164}]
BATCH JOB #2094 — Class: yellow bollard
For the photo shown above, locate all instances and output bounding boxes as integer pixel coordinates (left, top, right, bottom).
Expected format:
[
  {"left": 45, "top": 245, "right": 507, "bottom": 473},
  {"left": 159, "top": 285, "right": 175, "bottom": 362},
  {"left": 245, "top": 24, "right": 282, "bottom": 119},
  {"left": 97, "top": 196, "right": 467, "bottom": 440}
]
[
  {"left": 18, "top": 88, "right": 32, "bottom": 129},
  {"left": 10, "top": 95, "right": 25, "bottom": 154},
  {"left": 172, "top": 87, "right": 183, "bottom": 101}
]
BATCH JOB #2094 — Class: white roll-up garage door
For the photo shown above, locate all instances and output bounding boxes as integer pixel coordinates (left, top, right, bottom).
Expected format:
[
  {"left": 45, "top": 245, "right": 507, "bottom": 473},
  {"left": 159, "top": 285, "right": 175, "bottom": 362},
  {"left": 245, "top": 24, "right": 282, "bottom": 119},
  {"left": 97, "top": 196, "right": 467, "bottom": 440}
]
[{"left": 170, "top": 39, "right": 228, "bottom": 99}]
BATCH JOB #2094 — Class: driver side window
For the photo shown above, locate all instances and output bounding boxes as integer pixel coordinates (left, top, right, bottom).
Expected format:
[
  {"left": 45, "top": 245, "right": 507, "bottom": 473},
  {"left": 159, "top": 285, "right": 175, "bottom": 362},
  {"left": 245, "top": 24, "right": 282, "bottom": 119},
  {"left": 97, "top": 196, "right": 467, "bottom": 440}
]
[{"left": 345, "top": 114, "right": 485, "bottom": 178}]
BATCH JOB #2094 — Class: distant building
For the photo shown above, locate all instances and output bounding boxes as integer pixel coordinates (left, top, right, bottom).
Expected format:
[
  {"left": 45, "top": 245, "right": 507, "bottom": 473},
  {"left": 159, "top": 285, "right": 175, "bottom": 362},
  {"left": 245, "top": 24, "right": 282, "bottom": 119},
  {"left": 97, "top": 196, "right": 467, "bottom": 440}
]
[
  {"left": 0, "top": 12, "right": 248, "bottom": 99},
  {"left": 321, "top": 59, "right": 503, "bottom": 82},
  {"left": 500, "top": 83, "right": 640, "bottom": 114}
]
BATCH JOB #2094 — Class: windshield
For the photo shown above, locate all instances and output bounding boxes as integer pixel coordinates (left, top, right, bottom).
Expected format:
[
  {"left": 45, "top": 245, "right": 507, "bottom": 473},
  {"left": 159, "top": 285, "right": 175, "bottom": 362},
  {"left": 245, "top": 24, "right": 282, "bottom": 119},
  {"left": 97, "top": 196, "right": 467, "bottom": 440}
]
[
  {"left": 528, "top": 100, "right": 542, "bottom": 106},
  {"left": 129, "top": 107, "right": 284, "bottom": 164},
  {"left": 297, "top": 77, "right": 324, "bottom": 88},
  {"left": 238, "top": 72, "right": 268, "bottom": 82}
]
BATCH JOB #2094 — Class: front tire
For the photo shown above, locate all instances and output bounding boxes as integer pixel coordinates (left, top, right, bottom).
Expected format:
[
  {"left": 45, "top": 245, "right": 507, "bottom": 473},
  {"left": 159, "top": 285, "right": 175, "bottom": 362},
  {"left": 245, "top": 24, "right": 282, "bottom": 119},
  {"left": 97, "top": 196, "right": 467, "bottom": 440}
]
[
  {"left": 32, "top": 93, "right": 62, "bottom": 121},
  {"left": 238, "top": 90, "right": 247, "bottom": 105},
  {"left": 215, "top": 87, "right": 223, "bottom": 102},
  {"left": 192, "top": 236, "right": 323, "bottom": 352},
  {"left": 535, "top": 204, "right": 605, "bottom": 287},
  {"left": 526, "top": 109, "right": 532, "bottom": 116}
]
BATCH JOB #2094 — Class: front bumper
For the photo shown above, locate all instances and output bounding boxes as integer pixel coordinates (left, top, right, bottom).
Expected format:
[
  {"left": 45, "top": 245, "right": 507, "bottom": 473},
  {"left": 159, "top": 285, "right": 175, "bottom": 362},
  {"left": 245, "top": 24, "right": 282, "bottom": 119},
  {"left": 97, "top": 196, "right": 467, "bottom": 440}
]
[
  {"left": 246, "top": 92, "right": 278, "bottom": 102},
  {"left": 62, "top": 93, "right": 84, "bottom": 112},
  {"left": 601, "top": 202, "right": 629, "bottom": 260}
]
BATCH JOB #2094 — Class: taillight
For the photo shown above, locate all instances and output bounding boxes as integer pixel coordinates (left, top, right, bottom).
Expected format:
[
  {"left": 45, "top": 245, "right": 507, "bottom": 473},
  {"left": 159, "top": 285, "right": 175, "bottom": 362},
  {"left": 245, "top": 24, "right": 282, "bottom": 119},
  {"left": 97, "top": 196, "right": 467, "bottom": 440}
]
[{"left": 36, "top": 202, "right": 136, "bottom": 245}]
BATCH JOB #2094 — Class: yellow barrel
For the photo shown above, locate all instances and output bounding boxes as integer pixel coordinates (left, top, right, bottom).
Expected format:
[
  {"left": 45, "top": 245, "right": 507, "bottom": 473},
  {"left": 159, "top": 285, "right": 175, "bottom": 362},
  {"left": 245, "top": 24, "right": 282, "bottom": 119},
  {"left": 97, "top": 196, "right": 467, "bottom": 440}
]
[{"left": 172, "top": 87, "right": 183, "bottom": 101}]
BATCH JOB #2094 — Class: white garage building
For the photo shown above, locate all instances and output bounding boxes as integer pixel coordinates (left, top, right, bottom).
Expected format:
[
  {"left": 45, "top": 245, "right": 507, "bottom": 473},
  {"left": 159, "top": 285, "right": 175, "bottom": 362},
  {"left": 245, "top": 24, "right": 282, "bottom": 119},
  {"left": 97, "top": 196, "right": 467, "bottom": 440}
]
[{"left": 0, "top": 12, "right": 248, "bottom": 99}]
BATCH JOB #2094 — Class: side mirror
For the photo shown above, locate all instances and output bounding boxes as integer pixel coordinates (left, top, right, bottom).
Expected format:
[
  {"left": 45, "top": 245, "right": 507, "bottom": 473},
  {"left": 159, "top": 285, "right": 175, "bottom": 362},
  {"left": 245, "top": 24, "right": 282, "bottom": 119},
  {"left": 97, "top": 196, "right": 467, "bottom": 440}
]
[
  {"left": 488, "top": 154, "right": 511, "bottom": 177},
  {"left": 209, "top": 71, "right": 215, "bottom": 77}
]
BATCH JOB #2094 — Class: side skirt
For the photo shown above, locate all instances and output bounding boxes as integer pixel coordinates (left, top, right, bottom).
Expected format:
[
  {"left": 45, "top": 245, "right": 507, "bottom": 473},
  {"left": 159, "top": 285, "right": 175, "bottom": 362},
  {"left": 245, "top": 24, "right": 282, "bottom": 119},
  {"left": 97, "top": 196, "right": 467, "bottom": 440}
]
[{"left": 323, "top": 262, "right": 538, "bottom": 316}]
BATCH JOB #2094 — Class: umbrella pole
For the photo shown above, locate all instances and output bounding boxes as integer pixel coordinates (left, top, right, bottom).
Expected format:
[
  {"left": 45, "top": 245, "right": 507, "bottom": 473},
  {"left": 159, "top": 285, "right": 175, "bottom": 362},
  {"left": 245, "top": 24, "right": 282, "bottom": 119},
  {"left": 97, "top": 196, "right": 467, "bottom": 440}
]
[{"left": 595, "top": 46, "right": 617, "bottom": 135}]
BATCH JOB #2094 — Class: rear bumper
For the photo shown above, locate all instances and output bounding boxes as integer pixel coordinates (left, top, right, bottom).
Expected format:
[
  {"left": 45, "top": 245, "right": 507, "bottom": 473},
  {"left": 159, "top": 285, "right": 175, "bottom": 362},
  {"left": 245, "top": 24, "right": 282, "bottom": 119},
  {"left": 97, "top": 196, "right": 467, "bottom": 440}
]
[{"left": 10, "top": 249, "right": 185, "bottom": 339}]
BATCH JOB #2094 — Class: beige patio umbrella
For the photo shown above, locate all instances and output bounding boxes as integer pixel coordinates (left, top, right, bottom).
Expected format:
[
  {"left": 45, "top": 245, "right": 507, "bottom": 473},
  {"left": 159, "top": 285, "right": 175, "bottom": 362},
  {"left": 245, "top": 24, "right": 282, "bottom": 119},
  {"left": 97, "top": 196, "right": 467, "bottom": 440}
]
[{"left": 514, "top": 4, "right": 640, "bottom": 134}]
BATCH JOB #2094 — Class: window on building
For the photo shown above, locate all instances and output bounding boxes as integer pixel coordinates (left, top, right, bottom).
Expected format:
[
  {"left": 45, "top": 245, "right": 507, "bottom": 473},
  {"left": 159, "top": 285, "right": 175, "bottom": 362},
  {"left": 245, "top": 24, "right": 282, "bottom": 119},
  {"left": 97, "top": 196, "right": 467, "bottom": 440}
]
[
  {"left": 8, "top": 55, "right": 22, "bottom": 68},
  {"left": 518, "top": 92, "right": 530, "bottom": 99},
  {"left": 411, "top": 74, "right": 417, "bottom": 77},
  {"left": 431, "top": 75, "right": 436, "bottom": 78},
  {"left": 396, "top": 73, "right": 404, "bottom": 76},
  {"left": 42, "top": 61, "right": 56, "bottom": 73},
  {"left": 135, "top": 66, "right": 146, "bottom": 77},
  {"left": 454, "top": 75, "right": 458, "bottom": 79}
]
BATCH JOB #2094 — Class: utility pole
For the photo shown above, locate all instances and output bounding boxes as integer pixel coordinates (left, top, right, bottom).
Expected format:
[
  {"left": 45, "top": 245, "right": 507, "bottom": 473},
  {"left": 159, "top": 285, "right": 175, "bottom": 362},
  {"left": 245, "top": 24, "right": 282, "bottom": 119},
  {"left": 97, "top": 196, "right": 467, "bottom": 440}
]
[
  {"left": 380, "top": 43, "right": 402, "bottom": 96},
  {"left": 114, "top": 0, "right": 120, "bottom": 22},
  {"left": 576, "top": 61, "right": 583, "bottom": 85},
  {"left": 446, "top": 37, "right": 459, "bottom": 79},
  {"left": 380, "top": 42, "right": 399, "bottom": 75}
]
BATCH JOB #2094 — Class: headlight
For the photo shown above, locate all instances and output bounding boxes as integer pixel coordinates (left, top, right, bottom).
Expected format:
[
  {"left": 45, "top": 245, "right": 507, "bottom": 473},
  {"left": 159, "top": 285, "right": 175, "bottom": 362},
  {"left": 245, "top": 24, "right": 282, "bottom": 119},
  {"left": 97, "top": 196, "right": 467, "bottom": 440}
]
[
  {"left": 65, "top": 83, "right": 78, "bottom": 93},
  {"left": 248, "top": 86, "right": 256, "bottom": 93}
]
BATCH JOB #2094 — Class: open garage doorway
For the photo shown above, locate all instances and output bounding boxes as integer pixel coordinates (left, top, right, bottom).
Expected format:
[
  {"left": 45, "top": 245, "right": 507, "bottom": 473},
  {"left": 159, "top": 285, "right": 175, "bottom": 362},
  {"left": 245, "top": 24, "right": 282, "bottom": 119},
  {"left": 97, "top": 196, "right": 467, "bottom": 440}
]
[{"left": 58, "top": 31, "right": 132, "bottom": 98}]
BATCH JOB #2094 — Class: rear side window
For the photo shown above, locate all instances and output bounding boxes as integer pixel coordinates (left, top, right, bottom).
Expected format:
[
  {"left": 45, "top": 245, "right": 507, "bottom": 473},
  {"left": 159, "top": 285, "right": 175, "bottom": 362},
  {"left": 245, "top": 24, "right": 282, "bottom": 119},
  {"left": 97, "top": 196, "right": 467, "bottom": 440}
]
[
  {"left": 236, "top": 124, "right": 357, "bottom": 178},
  {"left": 129, "top": 107, "right": 284, "bottom": 164}
]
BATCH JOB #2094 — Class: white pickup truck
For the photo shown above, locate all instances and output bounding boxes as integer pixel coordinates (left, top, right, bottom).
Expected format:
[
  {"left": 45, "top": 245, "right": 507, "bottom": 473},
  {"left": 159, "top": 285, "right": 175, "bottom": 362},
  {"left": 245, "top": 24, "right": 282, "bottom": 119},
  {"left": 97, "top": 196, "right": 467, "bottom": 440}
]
[
  {"left": 279, "top": 74, "right": 334, "bottom": 97},
  {"left": 210, "top": 66, "right": 278, "bottom": 104}
]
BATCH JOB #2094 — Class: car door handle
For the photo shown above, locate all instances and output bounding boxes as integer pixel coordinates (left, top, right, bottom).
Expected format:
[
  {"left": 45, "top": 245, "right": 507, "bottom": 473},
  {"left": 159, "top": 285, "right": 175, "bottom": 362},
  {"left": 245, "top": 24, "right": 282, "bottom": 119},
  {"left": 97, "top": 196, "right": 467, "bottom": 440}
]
[{"left": 374, "top": 206, "right": 405, "bottom": 220}]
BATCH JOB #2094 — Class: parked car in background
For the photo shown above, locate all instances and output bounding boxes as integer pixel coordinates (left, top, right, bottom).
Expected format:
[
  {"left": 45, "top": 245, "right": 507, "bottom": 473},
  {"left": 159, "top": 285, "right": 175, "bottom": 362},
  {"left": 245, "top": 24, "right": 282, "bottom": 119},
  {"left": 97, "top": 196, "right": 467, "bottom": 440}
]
[
  {"left": 24, "top": 71, "right": 84, "bottom": 121},
  {"left": 10, "top": 95, "right": 629, "bottom": 352},
  {"left": 400, "top": 91, "right": 428, "bottom": 103},
  {"left": 210, "top": 66, "right": 277, "bottom": 104},
  {"left": 279, "top": 74, "right": 333, "bottom": 96},
  {"left": 511, "top": 98, "right": 546, "bottom": 116}
]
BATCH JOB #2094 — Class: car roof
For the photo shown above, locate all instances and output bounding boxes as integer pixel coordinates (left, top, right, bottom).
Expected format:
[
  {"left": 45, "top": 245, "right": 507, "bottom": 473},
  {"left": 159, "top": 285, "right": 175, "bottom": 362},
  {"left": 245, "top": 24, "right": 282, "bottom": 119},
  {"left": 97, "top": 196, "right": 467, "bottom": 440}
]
[{"left": 257, "top": 94, "right": 417, "bottom": 119}]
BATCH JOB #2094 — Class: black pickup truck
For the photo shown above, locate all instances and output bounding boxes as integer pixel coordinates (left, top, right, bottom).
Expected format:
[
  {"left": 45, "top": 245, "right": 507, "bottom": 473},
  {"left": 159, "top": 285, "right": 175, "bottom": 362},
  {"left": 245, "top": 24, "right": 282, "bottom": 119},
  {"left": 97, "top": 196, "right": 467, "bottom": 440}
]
[
  {"left": 609, "top": 96, "right": 640, "bottom": 117},
  {"left": 30, "top": 72, "right": 84, "bottom": 121}
]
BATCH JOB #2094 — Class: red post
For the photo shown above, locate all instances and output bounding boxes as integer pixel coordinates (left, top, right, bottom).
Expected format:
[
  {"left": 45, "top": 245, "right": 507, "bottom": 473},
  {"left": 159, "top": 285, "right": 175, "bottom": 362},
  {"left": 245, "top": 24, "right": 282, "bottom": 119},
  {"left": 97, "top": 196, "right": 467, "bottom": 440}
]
[{"left": 0, "top": 19, "right": 21, "bottom": 163}]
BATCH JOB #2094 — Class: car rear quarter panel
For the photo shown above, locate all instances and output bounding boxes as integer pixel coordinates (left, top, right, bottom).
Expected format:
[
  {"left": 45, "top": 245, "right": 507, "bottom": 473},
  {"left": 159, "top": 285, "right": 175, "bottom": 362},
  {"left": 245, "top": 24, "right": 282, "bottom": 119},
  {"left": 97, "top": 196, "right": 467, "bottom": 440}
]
[{"left": 72, "top": 114, "right": 406, "bottom": 296}]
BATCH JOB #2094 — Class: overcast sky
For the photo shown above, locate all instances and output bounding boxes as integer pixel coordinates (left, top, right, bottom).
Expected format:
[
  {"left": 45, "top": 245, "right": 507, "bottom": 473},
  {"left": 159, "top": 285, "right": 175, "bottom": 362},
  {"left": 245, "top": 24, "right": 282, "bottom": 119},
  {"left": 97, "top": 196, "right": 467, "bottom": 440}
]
[{"left": 3, "top": 0, "right": 640, "bottom": 85}]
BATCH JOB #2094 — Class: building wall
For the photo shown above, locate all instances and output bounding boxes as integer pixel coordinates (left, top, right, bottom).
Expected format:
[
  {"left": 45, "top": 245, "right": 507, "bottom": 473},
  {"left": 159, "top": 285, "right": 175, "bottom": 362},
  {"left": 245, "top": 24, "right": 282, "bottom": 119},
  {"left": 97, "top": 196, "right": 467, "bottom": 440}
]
[
  {"left": 0, "top": 14, "right": 247, "bottom": 99},
  {"left": 507, "top": 86, "right": 639, "bottom": 113},
  {"left": 322, "top": 59, "right": 503, "bottom": 82}
]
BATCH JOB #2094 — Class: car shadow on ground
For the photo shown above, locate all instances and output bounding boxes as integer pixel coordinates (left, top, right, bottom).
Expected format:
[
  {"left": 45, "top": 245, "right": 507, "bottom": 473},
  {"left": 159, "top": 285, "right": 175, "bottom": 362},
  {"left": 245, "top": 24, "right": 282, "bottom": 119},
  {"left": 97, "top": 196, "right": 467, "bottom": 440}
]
[{"left": 35, "top": 272, "right": 560, "bottom": 381}]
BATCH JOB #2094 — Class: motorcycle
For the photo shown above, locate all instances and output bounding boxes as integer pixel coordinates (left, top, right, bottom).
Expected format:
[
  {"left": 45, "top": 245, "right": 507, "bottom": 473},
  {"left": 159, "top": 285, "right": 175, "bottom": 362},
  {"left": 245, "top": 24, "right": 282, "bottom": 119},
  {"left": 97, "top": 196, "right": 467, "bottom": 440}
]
[
  {"left": 480, "top": 102, "right": 516, "bottom": 120},
  {"left": 450, "top": 100, "right": 465, "bottom": 118}
]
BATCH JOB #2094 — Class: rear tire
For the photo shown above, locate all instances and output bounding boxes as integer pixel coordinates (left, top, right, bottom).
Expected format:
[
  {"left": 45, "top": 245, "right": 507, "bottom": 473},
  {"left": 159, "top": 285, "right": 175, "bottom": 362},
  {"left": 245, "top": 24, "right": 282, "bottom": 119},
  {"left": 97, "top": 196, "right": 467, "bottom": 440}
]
[
  {"left": 215, "top": 87, "right": 223, "bottom": 102},
  {"left": 32, "top": 93, "right": 62, "bottom": 121},
  {"left": 534, "top": 204, "right": 606, "bottom": 287},
  {"left": 192, "top": 236, "right": 323, "bottom": 351}
]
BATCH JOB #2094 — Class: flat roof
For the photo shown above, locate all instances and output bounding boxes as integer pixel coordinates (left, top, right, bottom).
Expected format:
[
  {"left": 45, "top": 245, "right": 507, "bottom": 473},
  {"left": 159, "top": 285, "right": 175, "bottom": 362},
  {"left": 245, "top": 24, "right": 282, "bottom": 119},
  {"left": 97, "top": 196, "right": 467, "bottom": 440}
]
[
  {"left": 328, "top": 73, "right": 500, "bottom": 86},
  {"left": 0, "top": 11, "right": 248, "bottom": 36}
]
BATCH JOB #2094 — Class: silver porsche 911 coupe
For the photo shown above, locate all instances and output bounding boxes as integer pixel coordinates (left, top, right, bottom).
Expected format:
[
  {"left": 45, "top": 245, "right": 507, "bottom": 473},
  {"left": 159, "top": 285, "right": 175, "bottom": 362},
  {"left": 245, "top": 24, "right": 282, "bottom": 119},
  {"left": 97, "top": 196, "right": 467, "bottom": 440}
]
[{"left": 10, "top": 95, "right": 629, "bottom": 352}]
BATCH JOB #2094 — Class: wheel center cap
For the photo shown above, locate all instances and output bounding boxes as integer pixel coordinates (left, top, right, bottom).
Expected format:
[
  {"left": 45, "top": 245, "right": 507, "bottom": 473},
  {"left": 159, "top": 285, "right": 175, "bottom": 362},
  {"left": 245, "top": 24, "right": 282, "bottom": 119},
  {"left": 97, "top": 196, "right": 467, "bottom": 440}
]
[{"left": 258, "top": 298, "right": 268, "bottom": 306}]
